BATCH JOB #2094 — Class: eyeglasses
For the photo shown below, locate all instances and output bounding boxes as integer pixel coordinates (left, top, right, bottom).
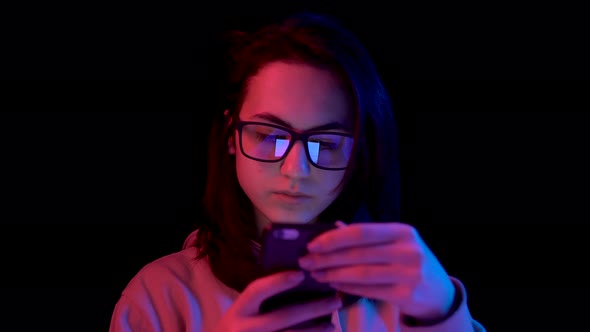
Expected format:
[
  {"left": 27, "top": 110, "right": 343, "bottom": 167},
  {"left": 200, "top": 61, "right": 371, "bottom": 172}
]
[{"left": 235, "top": 121, "right": 354, "bottom": 170}]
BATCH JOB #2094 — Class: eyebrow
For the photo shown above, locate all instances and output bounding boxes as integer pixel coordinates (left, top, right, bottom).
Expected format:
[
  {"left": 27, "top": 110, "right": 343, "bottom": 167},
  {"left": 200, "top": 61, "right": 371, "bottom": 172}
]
[{"left": 251, "top": 112, "right": 351, "bottom": 132}]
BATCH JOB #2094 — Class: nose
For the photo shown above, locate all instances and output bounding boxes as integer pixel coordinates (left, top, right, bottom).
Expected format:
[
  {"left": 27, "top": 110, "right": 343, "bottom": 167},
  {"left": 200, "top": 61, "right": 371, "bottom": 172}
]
[{"left": 280, "top": 140, "right": 311, "bottom": 179}]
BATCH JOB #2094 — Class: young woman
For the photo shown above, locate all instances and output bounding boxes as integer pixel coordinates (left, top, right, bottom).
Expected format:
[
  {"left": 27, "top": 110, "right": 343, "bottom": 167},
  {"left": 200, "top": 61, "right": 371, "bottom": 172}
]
[{"left": 110, "top": 12, "right": 485, "bottom": 332}]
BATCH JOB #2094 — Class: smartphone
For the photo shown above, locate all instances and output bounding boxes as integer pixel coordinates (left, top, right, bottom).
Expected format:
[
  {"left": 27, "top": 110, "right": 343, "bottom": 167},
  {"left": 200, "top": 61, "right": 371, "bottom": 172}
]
[{"left": 259, "top": 222, "right": 338, "bottom": 330}]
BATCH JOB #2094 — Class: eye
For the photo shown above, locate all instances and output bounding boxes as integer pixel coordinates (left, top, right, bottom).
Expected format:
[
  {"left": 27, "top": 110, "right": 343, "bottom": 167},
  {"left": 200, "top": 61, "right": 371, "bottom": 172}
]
[
  {"left": 254, "top": 132, "right": 289, "bottom": 142},
  {"left": 254, "top": 132, "right": 270, "bottom": 141},
  {"left": 310, "top": 138, "right": 339, "bottom": 150},
  {"left": 319, "top": 141, "right": 338, "bottom": 150}
]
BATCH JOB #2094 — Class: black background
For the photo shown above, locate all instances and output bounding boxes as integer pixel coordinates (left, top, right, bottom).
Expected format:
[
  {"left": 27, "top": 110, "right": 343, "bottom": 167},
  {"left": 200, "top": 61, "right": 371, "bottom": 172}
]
[{"left": 2, "top": 1, "right": 589, "bottom": 331}]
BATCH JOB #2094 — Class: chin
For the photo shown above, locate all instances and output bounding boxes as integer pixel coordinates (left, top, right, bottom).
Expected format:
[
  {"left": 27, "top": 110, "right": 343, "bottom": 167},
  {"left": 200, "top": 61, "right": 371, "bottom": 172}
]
[{"left": 264, "top": 210, "right": 316, "bottom": 224}]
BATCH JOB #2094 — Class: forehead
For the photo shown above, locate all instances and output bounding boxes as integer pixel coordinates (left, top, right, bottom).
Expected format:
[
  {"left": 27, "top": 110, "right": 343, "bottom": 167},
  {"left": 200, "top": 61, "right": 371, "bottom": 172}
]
[{"left": 240, "top": 61, "right": 354, "bottom": 130}]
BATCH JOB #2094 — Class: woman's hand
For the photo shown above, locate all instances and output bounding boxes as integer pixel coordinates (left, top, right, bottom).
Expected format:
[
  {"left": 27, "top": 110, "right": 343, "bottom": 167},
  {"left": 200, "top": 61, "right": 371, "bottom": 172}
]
[
  {"left": 214, "top": 270, "right": 342, "bottom": 332},
  {"left": 298, "top": 222, "right": 455, "bottom": 320}
]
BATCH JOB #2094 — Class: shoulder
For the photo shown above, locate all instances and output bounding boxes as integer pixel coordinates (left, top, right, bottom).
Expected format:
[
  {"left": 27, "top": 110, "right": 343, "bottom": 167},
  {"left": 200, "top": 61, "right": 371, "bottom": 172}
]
[
  {"left": 110, "top": 230, "right": 239, "bottom": 332},
  {"left": 121, "top": 246, "right": 203, "bottom": 299},
  {"left": 110, "top": 247, "right": 214, "bottom": 332},
  {"left": 122, "top": 229, "right": 204, "bottom": 296}
]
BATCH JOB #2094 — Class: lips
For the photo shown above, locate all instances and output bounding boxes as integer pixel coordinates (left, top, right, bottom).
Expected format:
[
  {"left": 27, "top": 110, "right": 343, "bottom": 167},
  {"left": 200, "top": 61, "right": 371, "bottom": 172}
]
[
  {"left": 272, "top": 191, "right": 313, "bottom": 204},
  {"left": 274, "top": 191, "right": 312, "bottom": 198}
]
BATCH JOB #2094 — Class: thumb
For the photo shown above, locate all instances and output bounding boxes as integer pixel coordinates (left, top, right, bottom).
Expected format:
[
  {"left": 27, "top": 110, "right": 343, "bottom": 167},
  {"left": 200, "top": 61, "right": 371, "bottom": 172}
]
[
  {"left": 235, "top": 271, "right": 305, "bottom": 316},
  {"left": 335, "top": 220, "right": 348, "bottom": 228}
]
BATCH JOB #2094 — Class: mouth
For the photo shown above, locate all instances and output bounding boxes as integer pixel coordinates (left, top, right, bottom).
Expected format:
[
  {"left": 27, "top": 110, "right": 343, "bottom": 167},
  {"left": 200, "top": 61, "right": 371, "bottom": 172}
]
[
  {"left": 272, "top": 191, "right": 313, "bottom": 204},
  {"left": 273, "top": 191, "right": 312, "bottom": 198}
]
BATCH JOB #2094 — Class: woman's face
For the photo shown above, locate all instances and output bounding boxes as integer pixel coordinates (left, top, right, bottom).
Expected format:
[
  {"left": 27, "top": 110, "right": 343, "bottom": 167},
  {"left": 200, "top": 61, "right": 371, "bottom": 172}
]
[{"left": 231, "top": 61, "right": 354, "bottom": 232}]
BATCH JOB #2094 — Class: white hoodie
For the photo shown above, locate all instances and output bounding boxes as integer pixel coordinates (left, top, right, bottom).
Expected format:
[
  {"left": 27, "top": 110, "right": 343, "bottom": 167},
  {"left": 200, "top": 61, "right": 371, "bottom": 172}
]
[{"left": 109, "top": 230, "right": 485, "bottom": 332}]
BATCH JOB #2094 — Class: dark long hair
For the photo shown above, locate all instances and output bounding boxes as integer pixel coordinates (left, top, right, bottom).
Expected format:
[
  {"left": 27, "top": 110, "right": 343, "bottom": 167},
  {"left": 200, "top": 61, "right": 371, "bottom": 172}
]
[{"left": 190, "top": 12, "right": 400, "bottom": 293}]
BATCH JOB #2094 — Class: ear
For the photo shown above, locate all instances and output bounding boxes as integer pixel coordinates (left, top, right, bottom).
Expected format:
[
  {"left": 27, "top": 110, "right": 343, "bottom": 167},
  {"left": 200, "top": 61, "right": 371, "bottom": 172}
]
[
  {"left": 225, "top": 110, "right": 236, "bottom": 154},
  {"left": 228, "top": 135, "right": 236, "bottom": 155}
]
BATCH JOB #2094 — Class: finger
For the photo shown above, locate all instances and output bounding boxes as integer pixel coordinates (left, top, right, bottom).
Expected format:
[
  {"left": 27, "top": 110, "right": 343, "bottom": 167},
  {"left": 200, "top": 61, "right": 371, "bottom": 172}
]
[
  {"left": 328, "top": 282, "right": 414, "bottom": 303},
  {"left": 236, "top": 271, "right": 305, "bottom": 316},
  {"left": 307, "top": 222, "right": 415, "bottom": 253},
  {"left": 310, "top": 264, "right": 418, "bottom": 285},
  {"left": 252, "top": 296, "right": 342, "bottom": 332},
  {"left": 299, "top": 243, "right": 420, "bottom": 270},
  {"left": 334, "top": 220, "right": 347, "bottom": 228}
]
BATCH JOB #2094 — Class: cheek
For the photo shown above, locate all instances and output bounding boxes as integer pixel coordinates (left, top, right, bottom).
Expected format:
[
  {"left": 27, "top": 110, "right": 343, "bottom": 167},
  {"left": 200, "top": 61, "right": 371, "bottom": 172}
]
[
  {"left": 316, "top": 170, "right": 346, "bottom": 196},
  {"left": 235, "top": 154, "right": 272, "bottom": 193}
]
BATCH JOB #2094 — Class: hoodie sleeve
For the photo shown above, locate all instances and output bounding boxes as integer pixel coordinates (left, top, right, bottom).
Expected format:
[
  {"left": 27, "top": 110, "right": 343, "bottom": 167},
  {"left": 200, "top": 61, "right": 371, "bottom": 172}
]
[{"left": 400, "top": 277, "right": 486, "bottom": 332}]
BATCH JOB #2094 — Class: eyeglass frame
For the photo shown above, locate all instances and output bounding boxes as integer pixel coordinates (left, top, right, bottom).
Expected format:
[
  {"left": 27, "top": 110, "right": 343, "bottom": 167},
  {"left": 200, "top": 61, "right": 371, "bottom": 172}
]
[{"left": 234, "top": 120, "right": 355, "bottom": 171}]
